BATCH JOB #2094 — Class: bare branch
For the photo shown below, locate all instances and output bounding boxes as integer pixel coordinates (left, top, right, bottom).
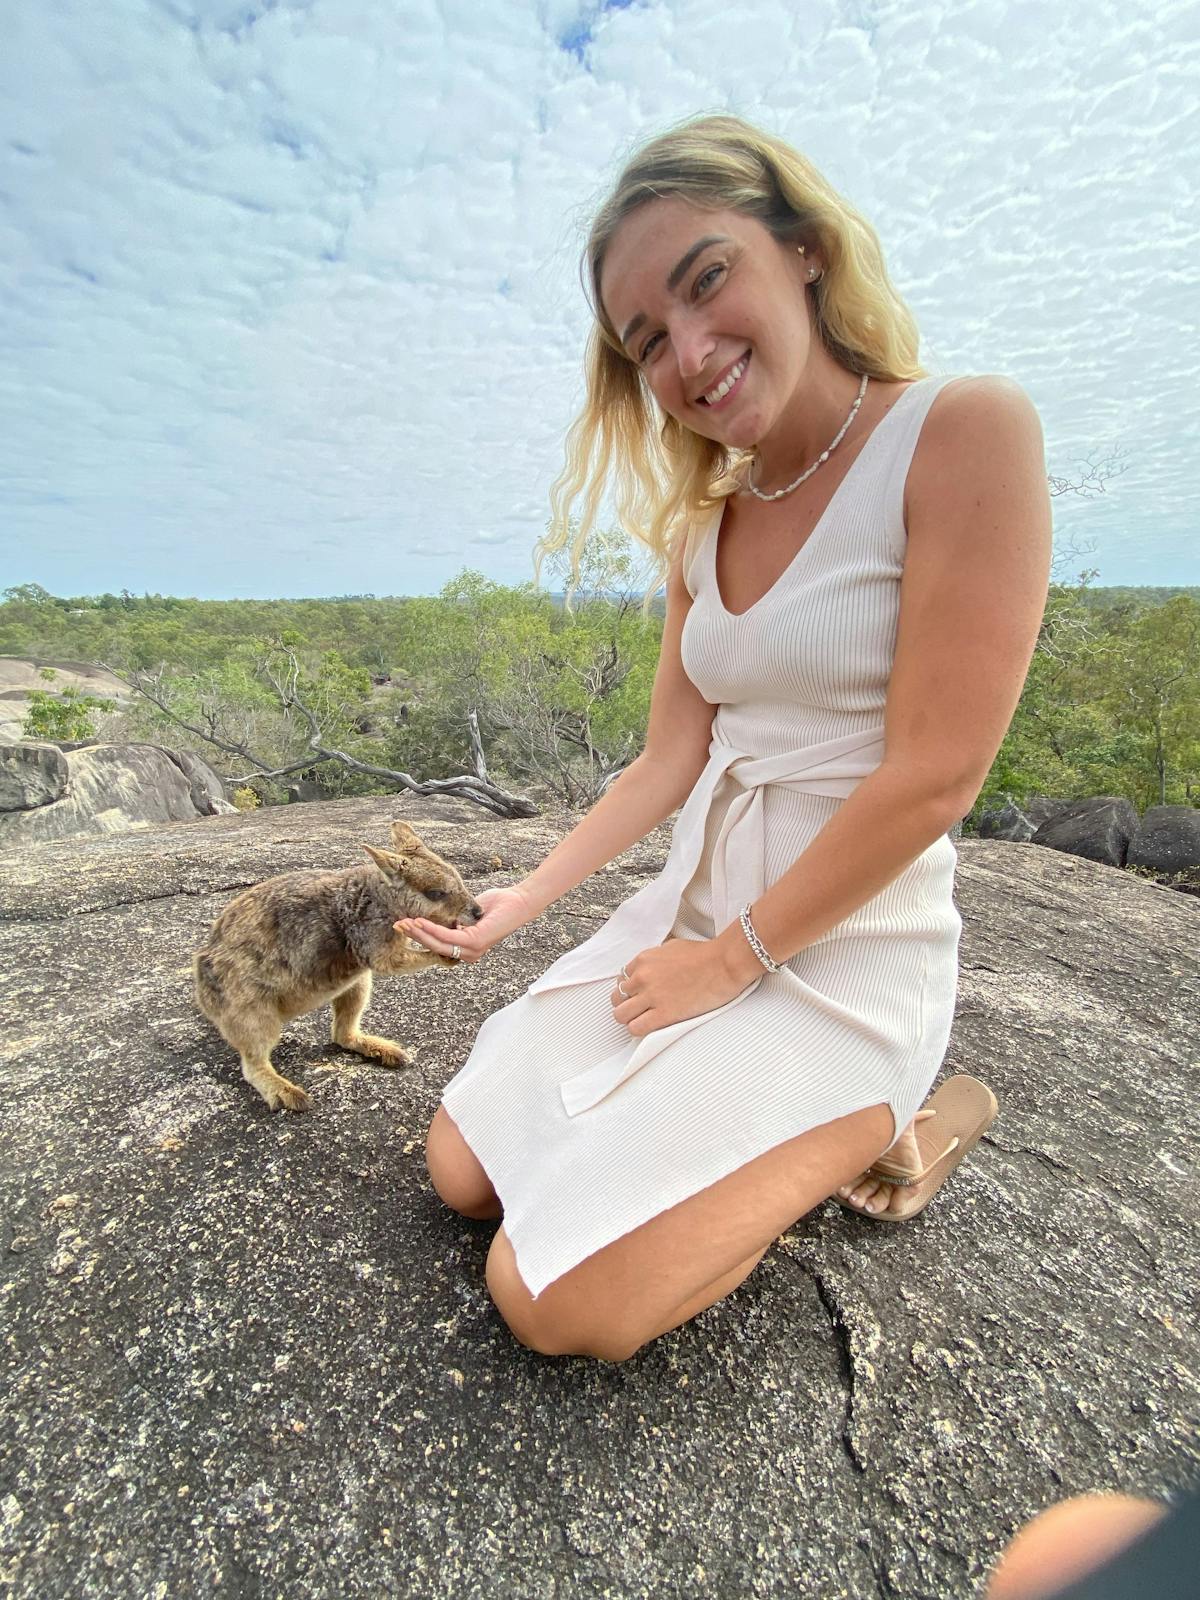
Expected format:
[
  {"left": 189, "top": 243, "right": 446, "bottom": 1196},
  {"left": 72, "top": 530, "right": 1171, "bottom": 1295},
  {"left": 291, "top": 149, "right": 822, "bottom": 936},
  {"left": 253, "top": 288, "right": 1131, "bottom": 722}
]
[
  {"left": 107, "top": 652, "right": 539, "bottom": 818},
  {"left": 1048, "top": 446, "right": 1131, "bottom": 500},
  {"left": 102, "top": 663, "right": 273, "bottom": 769}
]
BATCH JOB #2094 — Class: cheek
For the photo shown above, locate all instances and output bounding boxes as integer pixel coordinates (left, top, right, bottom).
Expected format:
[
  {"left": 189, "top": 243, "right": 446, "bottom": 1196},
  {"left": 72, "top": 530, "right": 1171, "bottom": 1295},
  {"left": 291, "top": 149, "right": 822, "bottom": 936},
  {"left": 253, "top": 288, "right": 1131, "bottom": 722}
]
[{"left": 644, "top": 367, "right": 685, "bottom": 416}]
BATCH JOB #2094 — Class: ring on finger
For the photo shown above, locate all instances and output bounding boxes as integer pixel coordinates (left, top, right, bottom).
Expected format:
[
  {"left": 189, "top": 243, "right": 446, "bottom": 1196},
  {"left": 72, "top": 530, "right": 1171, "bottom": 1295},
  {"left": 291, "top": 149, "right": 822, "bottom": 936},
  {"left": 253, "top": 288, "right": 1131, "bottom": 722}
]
[
  {"left": 620, "top": 963, "right": 630, "bottom": 980},
  {"left": 451, "top": 944, "right": 462, "bottom": 960},
  {"left": 617, "top": 980, "right": 630, "bottom": 999}
]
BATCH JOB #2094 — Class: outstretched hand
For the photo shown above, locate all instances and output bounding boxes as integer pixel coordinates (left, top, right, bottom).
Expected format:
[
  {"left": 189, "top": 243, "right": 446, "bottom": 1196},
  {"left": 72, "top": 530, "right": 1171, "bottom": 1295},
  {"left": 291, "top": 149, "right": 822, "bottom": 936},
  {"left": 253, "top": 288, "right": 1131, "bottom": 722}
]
[
  {"left": 610, "top": 935, "right": 760, "bottom": 1037},
  {"left": 395, "top": 885, "right": 536, "bottom": 965}
]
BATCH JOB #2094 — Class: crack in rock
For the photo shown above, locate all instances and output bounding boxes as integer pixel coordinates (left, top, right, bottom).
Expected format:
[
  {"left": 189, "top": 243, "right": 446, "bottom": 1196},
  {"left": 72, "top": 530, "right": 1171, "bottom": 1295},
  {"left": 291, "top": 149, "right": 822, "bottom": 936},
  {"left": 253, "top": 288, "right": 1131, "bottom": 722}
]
[{"left": 810, "top": 1267, "right": 865, "bottom": 1477}]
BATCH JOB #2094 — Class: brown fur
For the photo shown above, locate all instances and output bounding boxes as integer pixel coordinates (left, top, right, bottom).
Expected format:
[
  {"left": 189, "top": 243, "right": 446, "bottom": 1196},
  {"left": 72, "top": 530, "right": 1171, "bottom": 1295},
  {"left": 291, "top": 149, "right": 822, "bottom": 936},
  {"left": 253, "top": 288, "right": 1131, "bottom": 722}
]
[{"left": 193, "top": 820, "right": 481, "bottom": 1112}]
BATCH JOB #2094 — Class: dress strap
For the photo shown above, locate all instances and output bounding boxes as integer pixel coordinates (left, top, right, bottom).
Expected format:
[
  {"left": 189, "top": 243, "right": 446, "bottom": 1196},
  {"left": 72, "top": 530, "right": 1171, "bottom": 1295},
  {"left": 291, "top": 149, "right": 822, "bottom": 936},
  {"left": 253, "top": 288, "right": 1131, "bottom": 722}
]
[
  {"left": 682, "top": 503, "right": 724, "bottom": 599},
  {"left": 881, "top": 374, "right": 972, "bottom": 559}
]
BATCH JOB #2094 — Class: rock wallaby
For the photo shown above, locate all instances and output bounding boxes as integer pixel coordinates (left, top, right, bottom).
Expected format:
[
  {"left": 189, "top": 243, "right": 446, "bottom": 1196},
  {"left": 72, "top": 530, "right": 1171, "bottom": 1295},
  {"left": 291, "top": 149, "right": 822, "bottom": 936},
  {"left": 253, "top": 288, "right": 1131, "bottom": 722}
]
[{"left": 193, "top": 820, "right": 481, "bottom": 1112}]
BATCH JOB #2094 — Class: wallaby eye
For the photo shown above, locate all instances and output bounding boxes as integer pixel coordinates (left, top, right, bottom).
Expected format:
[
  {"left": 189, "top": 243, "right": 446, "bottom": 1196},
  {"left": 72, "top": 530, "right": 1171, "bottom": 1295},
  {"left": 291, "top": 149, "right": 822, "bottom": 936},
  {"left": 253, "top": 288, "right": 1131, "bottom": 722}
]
[{"left": 424, "top": 889, "right": 446, "bottom": 902}]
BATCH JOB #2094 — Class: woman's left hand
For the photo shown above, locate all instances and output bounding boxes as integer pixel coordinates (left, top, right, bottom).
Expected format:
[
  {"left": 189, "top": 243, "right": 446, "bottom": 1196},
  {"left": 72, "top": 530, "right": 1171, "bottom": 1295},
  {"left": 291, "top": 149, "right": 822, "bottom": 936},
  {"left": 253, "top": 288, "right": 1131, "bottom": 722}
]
[{"left": 610, "top": 936, "right": 760, "bottom": 1036}]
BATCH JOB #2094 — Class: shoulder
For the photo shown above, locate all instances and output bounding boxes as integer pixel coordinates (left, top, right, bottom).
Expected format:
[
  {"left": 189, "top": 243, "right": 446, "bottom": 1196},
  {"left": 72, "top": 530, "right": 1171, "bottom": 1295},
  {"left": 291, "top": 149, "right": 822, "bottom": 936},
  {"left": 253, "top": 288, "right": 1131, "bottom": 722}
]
[
  {"left": 919, "top": 373, "right": 1043, "bottom": 456},
  {"left": 906, "top": 374, "right": 1047, "bottom": 531}
]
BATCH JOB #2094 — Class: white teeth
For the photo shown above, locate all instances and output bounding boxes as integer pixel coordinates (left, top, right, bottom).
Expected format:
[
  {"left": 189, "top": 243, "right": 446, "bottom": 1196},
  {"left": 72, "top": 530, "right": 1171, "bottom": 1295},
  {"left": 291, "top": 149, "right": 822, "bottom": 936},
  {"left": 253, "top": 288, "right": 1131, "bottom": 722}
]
[{"left": 704, "top": 357, "right": 746, "bottom": 405}]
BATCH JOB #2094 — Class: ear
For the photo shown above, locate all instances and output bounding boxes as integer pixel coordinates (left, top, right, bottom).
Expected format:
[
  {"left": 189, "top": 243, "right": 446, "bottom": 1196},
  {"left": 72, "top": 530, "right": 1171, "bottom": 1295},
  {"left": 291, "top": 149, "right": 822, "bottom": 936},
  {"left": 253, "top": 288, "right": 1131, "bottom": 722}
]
[
  {"left": 363, "top": 844, "right": 407, "bottom": 879},
  {"left": 390, "top": 820, "right": 422, "bottom": 851}
]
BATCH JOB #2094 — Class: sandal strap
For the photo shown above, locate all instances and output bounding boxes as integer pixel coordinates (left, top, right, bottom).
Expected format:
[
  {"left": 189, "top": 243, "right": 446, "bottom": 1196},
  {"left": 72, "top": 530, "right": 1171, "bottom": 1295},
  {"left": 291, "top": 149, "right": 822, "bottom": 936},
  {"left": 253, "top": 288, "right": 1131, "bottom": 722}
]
[{"left": 866, "top": 1136, "right": 960, "bottom": 1189}]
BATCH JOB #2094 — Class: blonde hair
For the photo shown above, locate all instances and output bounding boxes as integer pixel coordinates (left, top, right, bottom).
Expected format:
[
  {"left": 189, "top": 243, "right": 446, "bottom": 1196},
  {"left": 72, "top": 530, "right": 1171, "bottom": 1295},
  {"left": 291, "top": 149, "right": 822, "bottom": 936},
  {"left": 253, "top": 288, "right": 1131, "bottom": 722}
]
[{"left": 535, "top": 113, "right": 927, "bottom": 606}]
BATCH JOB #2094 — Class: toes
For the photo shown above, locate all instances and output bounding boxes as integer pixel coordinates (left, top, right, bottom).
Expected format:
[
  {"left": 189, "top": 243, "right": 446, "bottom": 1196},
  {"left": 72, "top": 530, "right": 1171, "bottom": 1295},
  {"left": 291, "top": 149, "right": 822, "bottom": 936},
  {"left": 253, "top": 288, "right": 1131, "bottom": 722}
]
[{"left": 836, "top": 1175, "right": 894, "bottom": 1214}]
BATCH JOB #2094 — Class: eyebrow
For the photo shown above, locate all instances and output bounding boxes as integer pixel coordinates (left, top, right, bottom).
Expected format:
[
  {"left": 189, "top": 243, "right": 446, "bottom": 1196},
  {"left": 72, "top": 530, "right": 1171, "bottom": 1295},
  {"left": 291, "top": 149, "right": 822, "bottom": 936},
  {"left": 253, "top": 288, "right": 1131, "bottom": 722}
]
[{"left": 618, "top": 234, "right": 731, "bottom": 351}]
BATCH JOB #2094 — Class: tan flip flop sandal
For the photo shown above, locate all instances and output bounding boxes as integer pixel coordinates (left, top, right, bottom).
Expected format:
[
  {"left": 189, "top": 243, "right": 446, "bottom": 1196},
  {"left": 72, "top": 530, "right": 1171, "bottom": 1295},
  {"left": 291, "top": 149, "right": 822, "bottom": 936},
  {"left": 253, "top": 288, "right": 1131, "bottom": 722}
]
[{"left": 835, "top": 1074, "right": 998, "bottom": 1223}]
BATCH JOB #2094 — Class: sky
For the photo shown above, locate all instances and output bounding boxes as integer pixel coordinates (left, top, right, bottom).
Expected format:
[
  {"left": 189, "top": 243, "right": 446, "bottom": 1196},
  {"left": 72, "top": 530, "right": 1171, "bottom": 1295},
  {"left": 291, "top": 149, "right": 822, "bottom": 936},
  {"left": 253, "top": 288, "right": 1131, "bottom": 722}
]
[{"left": 1, "top": 0, "right": 1197, "bottom": 600}]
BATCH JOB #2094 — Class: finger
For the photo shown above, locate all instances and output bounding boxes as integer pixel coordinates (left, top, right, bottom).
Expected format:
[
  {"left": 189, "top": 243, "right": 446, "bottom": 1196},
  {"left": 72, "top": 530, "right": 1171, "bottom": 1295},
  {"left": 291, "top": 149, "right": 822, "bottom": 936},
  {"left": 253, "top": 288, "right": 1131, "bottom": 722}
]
[
  {"left": 394, "top": 920, "right": 468, "bottom": 957},
  {"left": 611, "top": 991, "right": 653, "bottom": 1025}
]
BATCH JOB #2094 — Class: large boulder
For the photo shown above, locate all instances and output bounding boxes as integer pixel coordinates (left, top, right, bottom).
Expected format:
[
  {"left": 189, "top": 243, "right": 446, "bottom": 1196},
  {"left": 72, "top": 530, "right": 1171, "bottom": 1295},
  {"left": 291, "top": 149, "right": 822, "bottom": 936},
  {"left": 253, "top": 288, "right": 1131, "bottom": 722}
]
[
  {"left": 976, "top": 797, "right": 1077, "bottom": 842},
  {"left": 0, "top": 741, "right": 70, "bottom": 810},
  {"left": 0, "top": 741, "right": 234, "bottom": 845},
  {"left": 0, "top": 799, "right": 1195, "bottom": 1598},
  {"left": 976, "top": 801, "right": 1029, "bottom": 841},
  {"left": 1022, "top": 795, "right": 1078, "bottom": 830},
  {"left": 1127, "top": 804, "right": 1200, "bottom": 875},
  {"left": 164, "top": 747, "right": 237, "bottom": 818},
  {"left": 1029, "top": 795, "right": 1141, "bottom": 867}
]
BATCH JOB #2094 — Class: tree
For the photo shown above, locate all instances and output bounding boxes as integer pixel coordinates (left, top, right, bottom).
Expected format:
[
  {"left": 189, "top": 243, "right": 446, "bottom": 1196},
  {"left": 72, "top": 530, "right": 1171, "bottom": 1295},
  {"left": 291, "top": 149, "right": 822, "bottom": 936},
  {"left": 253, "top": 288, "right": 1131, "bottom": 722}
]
[
  {"left": 1094, "top": 596, "right": 1200, "bottom": 806},
  {"left": 110, "top": 639, "right": 537, "bottom": 818},
  {"left": 21, "top": 668, "right": 114, "bottom": 742},
  {"left": 2, "top": 583, "right": 55, "bottom": 606}
]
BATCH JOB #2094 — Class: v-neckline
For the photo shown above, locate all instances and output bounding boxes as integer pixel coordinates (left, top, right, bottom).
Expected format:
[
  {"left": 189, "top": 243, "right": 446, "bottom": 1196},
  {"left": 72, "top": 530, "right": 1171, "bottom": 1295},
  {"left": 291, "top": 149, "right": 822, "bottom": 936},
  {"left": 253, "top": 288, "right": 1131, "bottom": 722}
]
[{"left": 710, "top": 378, "right": 928, "bottom": 619}]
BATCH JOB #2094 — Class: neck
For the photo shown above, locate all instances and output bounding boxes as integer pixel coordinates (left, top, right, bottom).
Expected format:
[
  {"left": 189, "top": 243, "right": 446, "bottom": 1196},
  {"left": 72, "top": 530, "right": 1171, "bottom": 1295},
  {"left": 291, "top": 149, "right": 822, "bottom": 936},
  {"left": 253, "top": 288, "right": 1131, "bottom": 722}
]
[{"left": 750, "top": 359, "right": 867, "bottom": 489}]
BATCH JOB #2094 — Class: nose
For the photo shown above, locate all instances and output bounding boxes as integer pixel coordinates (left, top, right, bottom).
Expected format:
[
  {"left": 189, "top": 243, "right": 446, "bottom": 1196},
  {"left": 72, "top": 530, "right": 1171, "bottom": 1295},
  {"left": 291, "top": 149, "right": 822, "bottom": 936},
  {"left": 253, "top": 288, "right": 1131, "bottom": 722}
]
[
  {"left": 672, "top": 317, "right": 716, "bottom": 383},
  {"left": 466, "top": 901, "right": 483, "bottom": 923}
]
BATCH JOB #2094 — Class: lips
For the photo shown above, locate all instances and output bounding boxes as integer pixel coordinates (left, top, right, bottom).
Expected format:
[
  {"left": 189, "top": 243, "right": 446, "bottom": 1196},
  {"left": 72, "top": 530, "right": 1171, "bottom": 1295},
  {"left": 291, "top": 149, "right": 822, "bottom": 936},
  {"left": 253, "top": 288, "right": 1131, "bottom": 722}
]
[{"left": 697, "top": 349, "right": 752, "bottom": 408}]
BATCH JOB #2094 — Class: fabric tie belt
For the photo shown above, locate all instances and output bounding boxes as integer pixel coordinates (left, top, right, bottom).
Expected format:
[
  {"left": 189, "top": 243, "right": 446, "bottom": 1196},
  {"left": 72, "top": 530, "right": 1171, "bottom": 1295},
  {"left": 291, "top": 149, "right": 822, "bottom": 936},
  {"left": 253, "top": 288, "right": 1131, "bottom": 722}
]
[{"left": 526, "top": 723, "right": 887, "bottom": 1117}]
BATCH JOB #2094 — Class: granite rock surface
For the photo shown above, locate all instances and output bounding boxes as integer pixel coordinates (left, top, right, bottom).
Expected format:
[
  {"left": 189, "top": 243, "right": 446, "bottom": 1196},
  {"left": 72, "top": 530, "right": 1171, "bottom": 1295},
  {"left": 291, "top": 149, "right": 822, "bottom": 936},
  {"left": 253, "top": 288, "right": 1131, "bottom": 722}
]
[
  {"left": 0, "top": 741, "right": 234, "bottom": 845},
  {"left": 1, "top": 797, "right": 1197, "bottom": 1599}
]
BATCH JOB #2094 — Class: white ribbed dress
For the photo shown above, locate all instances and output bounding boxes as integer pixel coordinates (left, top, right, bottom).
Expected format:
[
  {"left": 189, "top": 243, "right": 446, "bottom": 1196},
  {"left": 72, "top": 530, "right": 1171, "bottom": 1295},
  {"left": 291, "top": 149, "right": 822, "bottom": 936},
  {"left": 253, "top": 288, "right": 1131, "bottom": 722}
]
[{"left": 441, "top": 375, "right": 964, "bottom": 1299}]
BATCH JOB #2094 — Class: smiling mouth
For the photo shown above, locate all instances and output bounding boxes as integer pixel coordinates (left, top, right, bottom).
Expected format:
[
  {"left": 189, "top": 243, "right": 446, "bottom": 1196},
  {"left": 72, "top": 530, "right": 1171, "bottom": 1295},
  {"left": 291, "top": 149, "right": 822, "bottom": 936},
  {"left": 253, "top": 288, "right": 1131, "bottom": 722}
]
[{"left": 698, "top": 350, "right": 751, "bottom": 407}]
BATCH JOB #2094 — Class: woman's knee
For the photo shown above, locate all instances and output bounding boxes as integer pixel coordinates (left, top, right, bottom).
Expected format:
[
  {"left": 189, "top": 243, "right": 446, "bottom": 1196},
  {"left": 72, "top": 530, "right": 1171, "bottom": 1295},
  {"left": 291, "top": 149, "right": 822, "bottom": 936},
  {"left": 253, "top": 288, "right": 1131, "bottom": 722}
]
[{"left": 425, "top": 1104, "right": 502, "bottom": 1220}]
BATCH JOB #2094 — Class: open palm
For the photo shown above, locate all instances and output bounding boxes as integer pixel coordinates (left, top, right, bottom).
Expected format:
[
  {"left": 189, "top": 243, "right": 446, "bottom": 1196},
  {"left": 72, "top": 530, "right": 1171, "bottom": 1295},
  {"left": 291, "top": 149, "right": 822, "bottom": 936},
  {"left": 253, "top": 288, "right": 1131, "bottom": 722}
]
[{"left": 395, "top": 885, "right": 536, "bottom": 964}]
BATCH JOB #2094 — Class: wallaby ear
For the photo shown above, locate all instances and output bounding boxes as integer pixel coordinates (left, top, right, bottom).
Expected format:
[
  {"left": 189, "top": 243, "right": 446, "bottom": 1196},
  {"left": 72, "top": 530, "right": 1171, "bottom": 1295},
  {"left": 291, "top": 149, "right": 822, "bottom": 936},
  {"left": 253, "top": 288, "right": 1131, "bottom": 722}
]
[
  {"left": 363, "top": 844, "right": 408, "bottom": 879},
  {"left": 390, "top": 820, "right": 422, "bottom": 851}
]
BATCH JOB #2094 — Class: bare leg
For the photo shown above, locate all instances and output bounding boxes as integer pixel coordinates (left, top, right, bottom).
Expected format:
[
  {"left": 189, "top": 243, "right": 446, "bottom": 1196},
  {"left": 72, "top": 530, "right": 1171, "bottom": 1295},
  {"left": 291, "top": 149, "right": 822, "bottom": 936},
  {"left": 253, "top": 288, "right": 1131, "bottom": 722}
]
[
  {"left": 645, "top": 1244, "right": 771, "bottom": 1342},
  {"left": 485, "top": 1102, "right": 896, "bottom": 1360},
  {"left": 426, "top": 1104, "right": 502, "bottom": 1219},
  {"left": 330, "top": 973, "right": 413, "bottom": 1068}
]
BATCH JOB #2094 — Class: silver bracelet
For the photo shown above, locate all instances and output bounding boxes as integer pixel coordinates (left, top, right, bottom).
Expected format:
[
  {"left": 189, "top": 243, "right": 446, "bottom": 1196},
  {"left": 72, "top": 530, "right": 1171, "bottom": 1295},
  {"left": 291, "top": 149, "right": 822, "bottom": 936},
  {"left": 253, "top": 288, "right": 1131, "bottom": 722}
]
[{"left": 738, "top": 904, "right": 781, "bottom": 973}]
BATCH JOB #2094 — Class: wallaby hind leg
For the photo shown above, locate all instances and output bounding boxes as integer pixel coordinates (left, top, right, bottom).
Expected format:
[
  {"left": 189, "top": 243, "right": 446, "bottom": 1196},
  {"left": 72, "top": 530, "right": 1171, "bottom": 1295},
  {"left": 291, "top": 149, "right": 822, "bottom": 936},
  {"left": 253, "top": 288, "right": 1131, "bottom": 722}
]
[
  {"left": 330, "top": 973, "right": 413, "bottom": 1069},
  {"left": 225, "top": 1007, "right": 310, "bottom": 1113}
]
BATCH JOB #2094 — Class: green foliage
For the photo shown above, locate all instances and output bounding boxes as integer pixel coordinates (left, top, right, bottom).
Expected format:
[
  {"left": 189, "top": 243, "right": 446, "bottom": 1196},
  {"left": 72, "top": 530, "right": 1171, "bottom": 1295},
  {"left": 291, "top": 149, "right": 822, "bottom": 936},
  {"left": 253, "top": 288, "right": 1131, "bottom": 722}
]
[
  {"left": 967, "top": 583, "right": 1200, "bottom": 825},
  {"left": 1, "top": 566, "right": 1196, "bottom": 814},
  {"left": 20, "top": 669, "right": 114, "bottom": 741}
]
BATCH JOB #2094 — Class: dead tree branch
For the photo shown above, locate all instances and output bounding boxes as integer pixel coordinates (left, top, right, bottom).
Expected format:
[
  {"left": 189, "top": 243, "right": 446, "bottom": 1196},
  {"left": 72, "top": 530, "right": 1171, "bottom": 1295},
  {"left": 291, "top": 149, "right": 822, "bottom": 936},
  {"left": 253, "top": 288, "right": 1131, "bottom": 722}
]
[{"left": 106, "top": 657, "right": 538, "bottom": 818}]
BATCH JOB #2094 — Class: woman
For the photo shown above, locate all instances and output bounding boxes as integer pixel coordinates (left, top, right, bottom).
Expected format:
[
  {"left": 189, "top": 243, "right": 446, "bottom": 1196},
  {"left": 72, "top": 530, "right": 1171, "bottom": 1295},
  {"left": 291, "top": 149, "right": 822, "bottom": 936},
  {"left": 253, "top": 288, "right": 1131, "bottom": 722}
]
[{"left": 397, "top": 114, "right": 1052, "bottom": 1361}]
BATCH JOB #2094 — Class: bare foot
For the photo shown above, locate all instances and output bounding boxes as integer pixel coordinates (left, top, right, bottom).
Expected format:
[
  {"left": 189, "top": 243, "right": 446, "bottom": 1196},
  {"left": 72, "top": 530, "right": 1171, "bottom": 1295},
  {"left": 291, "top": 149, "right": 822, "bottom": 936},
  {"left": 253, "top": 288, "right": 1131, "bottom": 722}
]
[{"left": 836, "top": 1109, "right": 937, "bottom": 1214}]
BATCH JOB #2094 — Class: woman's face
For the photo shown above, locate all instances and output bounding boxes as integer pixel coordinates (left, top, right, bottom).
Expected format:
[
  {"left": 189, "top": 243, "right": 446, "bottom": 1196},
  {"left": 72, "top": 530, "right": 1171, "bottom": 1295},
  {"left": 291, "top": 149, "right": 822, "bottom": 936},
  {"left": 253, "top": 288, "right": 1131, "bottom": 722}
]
[{"left": 598, "top": 196, "right": 817, "bottom": 451}]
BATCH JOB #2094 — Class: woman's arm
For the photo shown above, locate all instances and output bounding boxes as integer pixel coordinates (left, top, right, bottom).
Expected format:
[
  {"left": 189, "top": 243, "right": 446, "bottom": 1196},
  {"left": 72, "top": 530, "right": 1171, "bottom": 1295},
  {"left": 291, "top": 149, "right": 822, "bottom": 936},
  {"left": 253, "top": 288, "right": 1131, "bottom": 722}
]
[
  {"left": 397, "top": 544, "right": 719, "bottom": 959},
  {"left": 517, "top": 551, "right": 718, "bottom": 917},
  {"left": 712, "top": 374, "right": 1054, "bottom": 985}
]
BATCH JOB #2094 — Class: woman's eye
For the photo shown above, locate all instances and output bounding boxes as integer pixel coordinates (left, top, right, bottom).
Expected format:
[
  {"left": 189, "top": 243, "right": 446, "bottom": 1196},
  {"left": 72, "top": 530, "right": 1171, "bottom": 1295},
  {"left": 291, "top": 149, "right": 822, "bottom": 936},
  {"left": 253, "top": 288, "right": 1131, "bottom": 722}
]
[{"left": 638, "top": 265, "right": 725, "bottom": 362}]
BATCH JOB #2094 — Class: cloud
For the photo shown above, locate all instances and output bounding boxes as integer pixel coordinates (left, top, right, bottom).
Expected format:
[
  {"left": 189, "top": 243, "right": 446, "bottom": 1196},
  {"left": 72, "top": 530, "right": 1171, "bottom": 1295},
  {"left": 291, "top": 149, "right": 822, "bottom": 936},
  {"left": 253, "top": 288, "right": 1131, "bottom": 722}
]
[{"left": 0, "top": 0, "right": 1196, "bottom": 598}]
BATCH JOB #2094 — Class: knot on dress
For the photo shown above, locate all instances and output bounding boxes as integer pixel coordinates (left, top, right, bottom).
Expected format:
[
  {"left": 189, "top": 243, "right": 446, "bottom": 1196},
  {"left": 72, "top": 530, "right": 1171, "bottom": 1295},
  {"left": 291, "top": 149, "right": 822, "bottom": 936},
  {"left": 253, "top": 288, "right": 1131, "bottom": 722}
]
[{"left": 527, "top": 722, "right": 887, "bottom": 1116}]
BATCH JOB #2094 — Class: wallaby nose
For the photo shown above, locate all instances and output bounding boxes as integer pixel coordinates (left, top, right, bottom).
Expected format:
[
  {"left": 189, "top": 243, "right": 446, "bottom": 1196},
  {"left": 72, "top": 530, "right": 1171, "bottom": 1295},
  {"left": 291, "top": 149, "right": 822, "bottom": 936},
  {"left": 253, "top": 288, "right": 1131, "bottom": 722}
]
[{"left": 466, "top": 901, "right": 483, "bottom": 923}]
